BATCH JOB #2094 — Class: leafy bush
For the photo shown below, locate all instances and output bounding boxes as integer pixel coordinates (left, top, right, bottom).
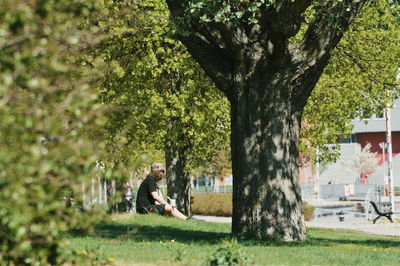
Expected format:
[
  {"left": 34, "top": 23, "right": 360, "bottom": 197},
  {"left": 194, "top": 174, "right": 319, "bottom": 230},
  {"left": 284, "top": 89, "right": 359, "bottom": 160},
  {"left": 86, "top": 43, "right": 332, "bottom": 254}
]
[
  {"left": 208, "top": 241, "right": 251, "bottom": 266},
  {"left": 0, "top": 0, "right": 111, "bottom": 264},
  {"left": 303, "top": 201, "right": 315, "bottom": 221},
  {"left": 191, "top": 193, "right": 314, "bottom": 221}
]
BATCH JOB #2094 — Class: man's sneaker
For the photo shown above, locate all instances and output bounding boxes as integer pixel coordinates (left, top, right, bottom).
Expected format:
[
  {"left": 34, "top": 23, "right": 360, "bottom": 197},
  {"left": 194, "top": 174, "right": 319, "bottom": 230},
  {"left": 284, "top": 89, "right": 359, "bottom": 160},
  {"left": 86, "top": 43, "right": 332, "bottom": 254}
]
[{"left": 186, "top": 216, "right": 204, "bottom": 222}]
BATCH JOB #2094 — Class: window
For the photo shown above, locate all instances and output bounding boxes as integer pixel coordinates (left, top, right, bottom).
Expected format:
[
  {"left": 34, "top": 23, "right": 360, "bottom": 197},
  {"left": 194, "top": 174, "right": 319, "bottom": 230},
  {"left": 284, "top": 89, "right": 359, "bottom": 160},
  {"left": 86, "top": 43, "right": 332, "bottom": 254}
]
[{"left": 339, "top": 134, "right": 357, "bottom": 144}]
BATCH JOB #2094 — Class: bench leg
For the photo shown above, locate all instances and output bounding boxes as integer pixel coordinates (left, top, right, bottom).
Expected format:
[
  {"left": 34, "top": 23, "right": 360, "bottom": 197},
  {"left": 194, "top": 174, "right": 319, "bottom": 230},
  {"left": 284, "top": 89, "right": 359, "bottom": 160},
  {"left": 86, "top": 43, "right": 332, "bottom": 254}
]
[
  {"left": 373, "top": 214, "right": 393, "bottom": 224},
  {"left": 373, "top": 216, "right": 381, "bottom": 224},
  {"left": 385, "top": 215, "right": 394, "bottom": 223}
]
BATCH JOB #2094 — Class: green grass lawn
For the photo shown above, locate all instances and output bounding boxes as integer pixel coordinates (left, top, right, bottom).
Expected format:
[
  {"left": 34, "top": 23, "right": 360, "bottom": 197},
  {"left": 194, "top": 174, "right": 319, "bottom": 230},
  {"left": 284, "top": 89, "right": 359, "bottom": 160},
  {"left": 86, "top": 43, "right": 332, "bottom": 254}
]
[{"left": 67, "top": 214, "right": 400, "bottom": 265}]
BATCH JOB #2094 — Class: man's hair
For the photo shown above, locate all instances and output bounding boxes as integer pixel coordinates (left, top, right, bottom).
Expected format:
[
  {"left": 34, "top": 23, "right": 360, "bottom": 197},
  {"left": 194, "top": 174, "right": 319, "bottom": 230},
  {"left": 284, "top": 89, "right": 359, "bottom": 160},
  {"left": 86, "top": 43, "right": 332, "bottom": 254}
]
[
  {"left": 150, "top": 162, "right": 165, "bottom": 181},
  {"left": 151, "top": 163, "right": 165, "bottom": 173},
  {"left": 152, "top": 170, "right": 164, "bottom": 181}
]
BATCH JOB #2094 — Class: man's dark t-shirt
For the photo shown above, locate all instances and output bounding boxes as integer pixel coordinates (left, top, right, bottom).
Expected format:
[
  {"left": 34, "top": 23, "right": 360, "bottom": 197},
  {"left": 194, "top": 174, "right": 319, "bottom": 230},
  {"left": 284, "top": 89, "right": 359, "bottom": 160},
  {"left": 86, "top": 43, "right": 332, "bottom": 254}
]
[{"left": 136, "top": 175, "right": 158, "bottom": 210}]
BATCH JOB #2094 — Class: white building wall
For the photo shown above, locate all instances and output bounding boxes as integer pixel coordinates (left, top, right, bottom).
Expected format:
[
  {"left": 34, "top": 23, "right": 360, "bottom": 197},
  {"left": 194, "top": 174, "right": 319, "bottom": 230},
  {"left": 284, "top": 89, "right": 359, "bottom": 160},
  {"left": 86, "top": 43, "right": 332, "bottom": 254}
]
[
  {"left": 319, "top": 98, "right": 400, "bottom": 187},
  {"left": 320, "top": 144, "right": 400, "bottom": 187},
  {"left": 352, "top": 99, "right": 400, "bottom": 133},
  {"left": 319, "top": 144, "right": 360, "bottom": 185}
]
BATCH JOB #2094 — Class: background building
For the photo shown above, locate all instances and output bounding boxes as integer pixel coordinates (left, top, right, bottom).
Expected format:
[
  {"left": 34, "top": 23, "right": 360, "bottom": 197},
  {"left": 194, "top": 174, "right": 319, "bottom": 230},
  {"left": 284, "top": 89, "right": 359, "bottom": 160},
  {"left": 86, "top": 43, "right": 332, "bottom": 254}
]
[{"left": 319, "top": 98, "right": 400, "bottom": 187}]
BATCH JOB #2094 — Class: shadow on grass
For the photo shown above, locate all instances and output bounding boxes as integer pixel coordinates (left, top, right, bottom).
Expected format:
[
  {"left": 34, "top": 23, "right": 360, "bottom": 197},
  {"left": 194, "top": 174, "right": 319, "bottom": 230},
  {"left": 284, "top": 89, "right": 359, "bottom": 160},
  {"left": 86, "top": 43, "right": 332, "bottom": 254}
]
[
  {"left": 240, "top": 229, "right": 400, "bottom": 248},
  {"left": 72, "top": 220, "right": 400, "bottom": 249},
  {"left": 302, "top": 236, "right": 400, "bottom": 248},
  {"left": 94, "top": 223, "right": 230, "bottom": 245}
]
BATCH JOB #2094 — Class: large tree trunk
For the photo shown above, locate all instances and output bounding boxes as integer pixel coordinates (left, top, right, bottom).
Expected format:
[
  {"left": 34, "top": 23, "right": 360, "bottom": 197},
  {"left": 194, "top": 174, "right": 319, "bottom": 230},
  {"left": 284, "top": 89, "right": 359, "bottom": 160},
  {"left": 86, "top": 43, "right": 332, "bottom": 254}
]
[{"left": 230, "top": 75, "right": 305, "bottom": 240}]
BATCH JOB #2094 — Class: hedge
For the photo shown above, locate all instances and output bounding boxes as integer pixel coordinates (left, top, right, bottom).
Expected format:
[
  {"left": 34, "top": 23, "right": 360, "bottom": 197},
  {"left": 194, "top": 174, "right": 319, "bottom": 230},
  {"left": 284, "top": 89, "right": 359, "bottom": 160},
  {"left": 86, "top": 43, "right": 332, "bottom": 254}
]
[{"left": 191, "top": 193, "right": 315, "bottom": 221}]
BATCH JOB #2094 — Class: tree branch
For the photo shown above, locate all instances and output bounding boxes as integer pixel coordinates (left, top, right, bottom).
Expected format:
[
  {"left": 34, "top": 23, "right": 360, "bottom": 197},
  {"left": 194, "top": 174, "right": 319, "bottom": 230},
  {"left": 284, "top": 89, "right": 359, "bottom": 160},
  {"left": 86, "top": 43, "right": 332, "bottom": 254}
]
[
  {"left": 292, "top": 0, "right": 367, "bottom": 110},
  {"left": 177, "top": 31, "right": 234, "bottom": 96},
  {"left": 165, "top": 0, "right": 185, "bottom": 17},
  {"left": 291, "top": 0, "right": 313, "bottom": 16},
  {"left": 0, "top": 36, "right": 28, "bottom": 51},
  {"left": 298, "top": 0, "right": 367, "bottom": 66},
  {"left": 260, "top": 0, "right": 312, "bottom": 39},
  {"left": 166, "top": 0, "right": 237, "bottom": 97}
]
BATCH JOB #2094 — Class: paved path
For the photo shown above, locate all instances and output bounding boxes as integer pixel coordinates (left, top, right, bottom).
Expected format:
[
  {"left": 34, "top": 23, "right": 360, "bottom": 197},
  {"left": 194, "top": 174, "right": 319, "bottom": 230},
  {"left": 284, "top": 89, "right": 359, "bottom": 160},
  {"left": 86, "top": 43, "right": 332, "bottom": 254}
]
[{"left": 193, "top": 215, "right": 400, "bottom": 237}]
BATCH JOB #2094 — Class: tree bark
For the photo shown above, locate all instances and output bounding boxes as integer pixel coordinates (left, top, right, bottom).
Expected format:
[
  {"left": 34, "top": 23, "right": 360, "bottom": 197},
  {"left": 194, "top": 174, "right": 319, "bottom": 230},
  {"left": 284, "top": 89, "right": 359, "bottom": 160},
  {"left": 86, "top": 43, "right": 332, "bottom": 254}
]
[
  {"left": 165, "top": 121, "right": 191, "bottom": 216},
  {"left": 230, "top": 71, "right": 305, "bottom": 240}
]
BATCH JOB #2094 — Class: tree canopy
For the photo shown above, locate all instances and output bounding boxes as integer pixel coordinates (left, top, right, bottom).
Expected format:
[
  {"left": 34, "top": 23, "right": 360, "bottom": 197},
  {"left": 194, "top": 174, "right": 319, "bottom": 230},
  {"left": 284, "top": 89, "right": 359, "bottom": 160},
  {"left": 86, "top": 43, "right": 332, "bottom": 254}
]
[
  {"left": 302, "top": 0, "right": 400, "bottom": 162},
  {"left": 96, "top": 0, "right": 230, "bottom": 171},
  {"left": 95, "top": 0, "right": 231, "bottom": 213}
]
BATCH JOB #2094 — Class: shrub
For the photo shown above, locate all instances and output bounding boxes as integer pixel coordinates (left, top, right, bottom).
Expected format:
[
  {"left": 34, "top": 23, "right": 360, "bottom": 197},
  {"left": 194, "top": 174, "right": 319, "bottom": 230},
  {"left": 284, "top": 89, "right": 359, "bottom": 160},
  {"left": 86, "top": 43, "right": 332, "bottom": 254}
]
[
  {"left": 303, "top": 201, "right": 315, "bottom": 221},
  {"left": 208, "top": 241, "right": 251, "bottom": 265},
  {"left": 192, "top": 193, "right": 232, "bottom": 217},
  {"left": 191, "top": 193, "right": 314, "bottom": 221},
  {"left": 0, "top": 0, "right": 110, "bottom": 264}
]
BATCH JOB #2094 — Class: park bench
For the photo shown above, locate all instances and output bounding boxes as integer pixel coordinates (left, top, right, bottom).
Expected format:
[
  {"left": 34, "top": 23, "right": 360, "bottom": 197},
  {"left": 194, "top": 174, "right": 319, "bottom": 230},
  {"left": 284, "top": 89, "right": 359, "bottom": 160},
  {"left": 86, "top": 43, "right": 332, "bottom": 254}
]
[{"left": 369, "top": 201, "right": 393, "bottom": 224}]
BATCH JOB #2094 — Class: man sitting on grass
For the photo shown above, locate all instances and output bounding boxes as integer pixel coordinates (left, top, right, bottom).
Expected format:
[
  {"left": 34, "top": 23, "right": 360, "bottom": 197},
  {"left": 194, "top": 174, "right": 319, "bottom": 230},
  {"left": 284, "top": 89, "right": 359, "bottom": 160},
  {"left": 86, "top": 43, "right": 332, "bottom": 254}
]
[{"left": 136, "top": 163, "right": 196, "bottom": 221}]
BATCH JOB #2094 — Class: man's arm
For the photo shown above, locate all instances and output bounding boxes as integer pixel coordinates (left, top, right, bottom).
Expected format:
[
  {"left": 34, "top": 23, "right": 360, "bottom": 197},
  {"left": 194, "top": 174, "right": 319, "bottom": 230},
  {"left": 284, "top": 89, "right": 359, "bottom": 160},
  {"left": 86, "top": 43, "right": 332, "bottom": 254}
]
[{"left": 151, "top": 191, "right": 168, "bottom": 205}]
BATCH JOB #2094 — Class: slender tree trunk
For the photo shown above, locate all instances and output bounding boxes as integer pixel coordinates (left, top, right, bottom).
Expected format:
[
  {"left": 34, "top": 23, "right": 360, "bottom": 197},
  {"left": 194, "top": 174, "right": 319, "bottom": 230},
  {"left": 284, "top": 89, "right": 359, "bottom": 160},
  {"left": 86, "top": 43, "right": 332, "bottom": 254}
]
[
  {"left": 163, "top": 75, "right": 194, "bottom": 216},
  {"left": 165, "top": 136, "right": 191, "bottom": 216},
  {"left": 230, "top": 74, "right": 305, "bottom": 241}
]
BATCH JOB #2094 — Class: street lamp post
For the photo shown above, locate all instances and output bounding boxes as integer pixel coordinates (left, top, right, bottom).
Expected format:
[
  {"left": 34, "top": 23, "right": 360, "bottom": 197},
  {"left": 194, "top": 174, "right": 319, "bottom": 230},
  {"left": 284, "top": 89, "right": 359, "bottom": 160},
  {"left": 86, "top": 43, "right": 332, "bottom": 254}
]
[
  {"left": 385, "top": 106, "right": 395, "bottom": 213},
  {"left": 379, "top": 142, "right": 388, "bottom": 196},
  {"left": 315, "top": 147, "right": 320, "bottom": 201}
]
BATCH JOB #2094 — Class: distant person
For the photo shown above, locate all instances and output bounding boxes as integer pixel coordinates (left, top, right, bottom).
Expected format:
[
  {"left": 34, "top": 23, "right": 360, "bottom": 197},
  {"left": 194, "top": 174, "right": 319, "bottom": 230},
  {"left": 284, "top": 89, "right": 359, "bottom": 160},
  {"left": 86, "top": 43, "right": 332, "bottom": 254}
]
[
  {"left": 136, "top": 163, "right": 194, "bottom": 221},
  {"left": 123, "top": 182, "right": 134, "bottom": 213}
]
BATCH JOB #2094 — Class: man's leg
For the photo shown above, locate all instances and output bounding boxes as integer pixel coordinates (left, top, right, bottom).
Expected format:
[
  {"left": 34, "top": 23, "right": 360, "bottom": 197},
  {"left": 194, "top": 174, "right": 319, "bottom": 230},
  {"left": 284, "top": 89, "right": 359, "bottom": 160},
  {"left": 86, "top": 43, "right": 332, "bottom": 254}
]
[{"left": 164, "top": 204, "right": 187, "bottom": 220}]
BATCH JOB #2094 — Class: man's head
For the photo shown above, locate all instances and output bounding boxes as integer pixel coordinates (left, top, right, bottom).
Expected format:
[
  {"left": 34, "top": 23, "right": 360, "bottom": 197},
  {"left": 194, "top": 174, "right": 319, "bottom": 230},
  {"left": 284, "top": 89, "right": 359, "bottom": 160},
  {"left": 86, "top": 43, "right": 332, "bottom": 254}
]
[{"left": 151, "top": 162, "right": 165, "bottom": 181}]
